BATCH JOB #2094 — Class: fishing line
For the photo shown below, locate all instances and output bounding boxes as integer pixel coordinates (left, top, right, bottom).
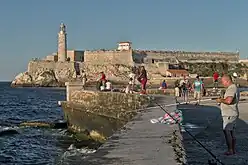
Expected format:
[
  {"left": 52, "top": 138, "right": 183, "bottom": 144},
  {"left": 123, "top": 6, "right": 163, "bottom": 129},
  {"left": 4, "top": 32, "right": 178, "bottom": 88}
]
[{"left": 147, "top": 94, "right": 224, "bottom": 165}]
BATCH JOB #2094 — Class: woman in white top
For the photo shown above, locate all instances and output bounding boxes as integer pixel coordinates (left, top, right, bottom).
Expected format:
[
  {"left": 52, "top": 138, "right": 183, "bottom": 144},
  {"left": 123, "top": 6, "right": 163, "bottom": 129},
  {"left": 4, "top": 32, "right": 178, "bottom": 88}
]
[{"left": 105, "top": 80, "right": 112, "bottom": 91}]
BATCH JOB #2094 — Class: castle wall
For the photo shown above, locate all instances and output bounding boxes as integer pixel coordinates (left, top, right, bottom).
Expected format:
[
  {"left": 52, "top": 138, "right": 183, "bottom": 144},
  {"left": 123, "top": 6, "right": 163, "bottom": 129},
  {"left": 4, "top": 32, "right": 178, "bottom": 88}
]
[
  {"left": 84, "top": 50, "right": 133, "bottom": 65},
  {"left": 134, "top": 50, "right": 239, "bottom": 63}
]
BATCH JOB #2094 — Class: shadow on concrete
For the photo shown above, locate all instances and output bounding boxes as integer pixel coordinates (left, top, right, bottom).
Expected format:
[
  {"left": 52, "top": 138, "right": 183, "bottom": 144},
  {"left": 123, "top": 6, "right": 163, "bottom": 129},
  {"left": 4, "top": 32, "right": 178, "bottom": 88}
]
[
  {"left": 57, "top": 114, "right": 145, "bottom": 165},
  {"left": 178, "top": 103, "right": 248, "bottom": 165},
  {"left": 57, "top": 129, "right": 134, "bottom": 165}
]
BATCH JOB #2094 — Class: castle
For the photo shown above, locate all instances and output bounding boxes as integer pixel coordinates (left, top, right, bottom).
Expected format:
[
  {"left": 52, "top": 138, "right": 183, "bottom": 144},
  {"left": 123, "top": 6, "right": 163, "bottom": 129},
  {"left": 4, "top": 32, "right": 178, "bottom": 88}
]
[
  {"left": 44, "top": 23, "right": 239, "bottom": 66},
  {"left": 12, "top": 23, "right": 244, "bottom": 87}
]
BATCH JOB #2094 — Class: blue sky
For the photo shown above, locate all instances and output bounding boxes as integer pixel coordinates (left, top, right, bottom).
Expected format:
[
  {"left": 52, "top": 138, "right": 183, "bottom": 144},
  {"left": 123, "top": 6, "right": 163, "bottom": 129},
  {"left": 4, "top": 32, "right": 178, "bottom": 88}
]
[{"left": 0, "top": 0, "right": 247, "bottom": 81}]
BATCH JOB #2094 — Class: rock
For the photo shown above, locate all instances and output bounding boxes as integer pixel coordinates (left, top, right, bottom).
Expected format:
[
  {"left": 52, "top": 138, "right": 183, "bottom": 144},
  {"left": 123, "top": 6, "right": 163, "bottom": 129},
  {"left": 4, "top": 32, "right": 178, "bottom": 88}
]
[
  {"left": 33, "top": 70, "right": 57, "bottom": 87},
  {"left": 54, "top": 68, "right": 75, "bottom": 82},
  {"left": 11, "top": 72, "right": 33, "bottom": 86},
  {"left": 0, "top": 127, "right": 19, "bottom": 136}
]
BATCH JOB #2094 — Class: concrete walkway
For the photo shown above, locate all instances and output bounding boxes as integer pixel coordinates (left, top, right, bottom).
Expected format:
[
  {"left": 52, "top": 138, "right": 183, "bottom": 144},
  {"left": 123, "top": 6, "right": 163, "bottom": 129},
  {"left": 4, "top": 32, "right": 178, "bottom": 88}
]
[
  {"left": 80, "top": 96, "right": 181, "bottom": 165},
  {"left": 60, "top": 96, "right": 248, "bottom": 165},
  {"left": 180, "top": 99, "right": 248, "bottom": 165}
]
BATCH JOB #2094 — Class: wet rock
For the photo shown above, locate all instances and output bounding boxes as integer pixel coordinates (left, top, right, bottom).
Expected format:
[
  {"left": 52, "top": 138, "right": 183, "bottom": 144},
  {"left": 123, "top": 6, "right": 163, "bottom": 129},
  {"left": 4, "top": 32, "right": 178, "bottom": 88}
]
[
  {"left": 0, "top": 127, "right": 19, "bottom": 136},
  {"left": 11, "top": 72, "right": 33, "bottom": 86}
]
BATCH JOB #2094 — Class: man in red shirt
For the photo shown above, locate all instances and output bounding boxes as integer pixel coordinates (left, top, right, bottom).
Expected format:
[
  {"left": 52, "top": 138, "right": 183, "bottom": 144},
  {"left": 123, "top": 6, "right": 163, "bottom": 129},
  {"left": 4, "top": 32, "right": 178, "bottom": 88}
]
[
  {"left": 213, "top": 72, "right": 219, "bottom": 89},
  {"left": 96, "top": 72, "right": 106, "bottom": 90},
  {"left": 100, "top": 72, "right": 106, "bottom": 81}
]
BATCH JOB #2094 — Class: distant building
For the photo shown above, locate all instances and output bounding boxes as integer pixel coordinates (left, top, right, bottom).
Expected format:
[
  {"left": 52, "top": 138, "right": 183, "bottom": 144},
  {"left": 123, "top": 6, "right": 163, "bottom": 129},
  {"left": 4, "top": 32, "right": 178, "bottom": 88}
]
[
  {"left": 67, "top": 50, "right": 84, "bottom": 62},
  {"left": 117, "top": 41, "right": 132, "bottom": 51},
  {"left": 165, "top": 69, "right": 189, "bottom": 77},
  {"left": 239, "top": 59, "right": 248, "bottom": 66},
  {"left": 46, "top": 53, "right": 58, "bottom": 61}
]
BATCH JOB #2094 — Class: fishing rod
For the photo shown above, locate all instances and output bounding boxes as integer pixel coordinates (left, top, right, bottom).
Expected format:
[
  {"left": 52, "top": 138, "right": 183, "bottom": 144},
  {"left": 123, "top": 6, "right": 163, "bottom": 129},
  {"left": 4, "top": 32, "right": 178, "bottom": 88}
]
[{"left": 148, "top": 94, "right": 225, "bottom": 165}]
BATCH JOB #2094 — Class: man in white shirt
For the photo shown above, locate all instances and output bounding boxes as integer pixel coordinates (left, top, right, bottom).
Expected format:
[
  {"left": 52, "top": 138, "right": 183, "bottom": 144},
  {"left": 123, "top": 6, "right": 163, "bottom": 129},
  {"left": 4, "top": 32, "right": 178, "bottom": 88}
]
[{"left": 105, "top": 80, "right": 112, "bottom": 91}]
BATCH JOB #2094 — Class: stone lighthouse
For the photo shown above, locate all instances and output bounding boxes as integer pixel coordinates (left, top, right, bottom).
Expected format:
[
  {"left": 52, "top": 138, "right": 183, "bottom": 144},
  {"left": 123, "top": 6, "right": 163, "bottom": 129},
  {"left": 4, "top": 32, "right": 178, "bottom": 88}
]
[{"left": 57, "top": 23, "right": 67, "bottom": 62}]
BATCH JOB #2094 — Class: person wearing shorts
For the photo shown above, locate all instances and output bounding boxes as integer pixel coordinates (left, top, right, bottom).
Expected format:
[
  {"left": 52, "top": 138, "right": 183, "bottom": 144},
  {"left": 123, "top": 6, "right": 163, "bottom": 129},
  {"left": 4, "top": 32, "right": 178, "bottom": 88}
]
[
  {"left": 192, "top": 76, "right": 203, "bottom": 105},
  {"left": 216, "top": 75, "right": 239, "bottom": 156}
]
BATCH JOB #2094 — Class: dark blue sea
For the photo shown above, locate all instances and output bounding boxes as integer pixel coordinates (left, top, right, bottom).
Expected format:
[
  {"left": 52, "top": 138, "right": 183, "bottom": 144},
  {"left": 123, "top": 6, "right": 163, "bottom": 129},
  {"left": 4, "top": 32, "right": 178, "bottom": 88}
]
[{"left": 0, "top": 82, "right": 95, "bottom": 165}]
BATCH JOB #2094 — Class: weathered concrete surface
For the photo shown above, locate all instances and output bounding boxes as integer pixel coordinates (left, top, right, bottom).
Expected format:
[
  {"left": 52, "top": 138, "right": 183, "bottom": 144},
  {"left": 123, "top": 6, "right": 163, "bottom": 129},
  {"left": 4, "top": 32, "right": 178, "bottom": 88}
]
[
  {"left": 179, "top": 99, "right": 248, "bottom": 165},
  {"left": 61, "top": 90, "right": 150, "bottom": 141},
  {"left": 71, "top": 96, "right": 181, "bottom": 165},
  {"left": 60, "top": 95, "right": 248, "bottom": 165}
]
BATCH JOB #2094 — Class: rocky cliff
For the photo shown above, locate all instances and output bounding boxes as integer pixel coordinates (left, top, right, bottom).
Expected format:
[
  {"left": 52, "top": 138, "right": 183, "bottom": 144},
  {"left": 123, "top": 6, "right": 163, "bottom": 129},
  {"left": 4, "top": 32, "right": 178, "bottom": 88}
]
[
  {"left": 11, "top": 60, "right": 134, "bottom": 87},
  {"left": 11, "top": 60, "right": 248, "bottom": 87}
]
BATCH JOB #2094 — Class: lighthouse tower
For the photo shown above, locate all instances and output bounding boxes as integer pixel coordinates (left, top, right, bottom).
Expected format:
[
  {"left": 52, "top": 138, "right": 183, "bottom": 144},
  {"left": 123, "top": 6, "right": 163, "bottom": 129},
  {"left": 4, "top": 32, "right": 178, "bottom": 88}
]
[{"left": 57, "top": 23, "right": 67, "bottom": 62}]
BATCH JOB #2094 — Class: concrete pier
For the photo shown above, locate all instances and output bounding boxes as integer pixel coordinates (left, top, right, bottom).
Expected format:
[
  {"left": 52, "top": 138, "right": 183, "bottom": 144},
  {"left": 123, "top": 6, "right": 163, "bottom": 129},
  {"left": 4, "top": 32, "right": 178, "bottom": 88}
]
[
  {"left": 60, "top": 96, "right": 248, "bottom": 165},
  {"left": 62, "top": 96, "right": 181, "bottom": 165},
  {"left": 180, "top": 99, "right": 248, "bottom": 165},
  {"left": 61, "top": 82, "right": 150, "bottom": 141}
]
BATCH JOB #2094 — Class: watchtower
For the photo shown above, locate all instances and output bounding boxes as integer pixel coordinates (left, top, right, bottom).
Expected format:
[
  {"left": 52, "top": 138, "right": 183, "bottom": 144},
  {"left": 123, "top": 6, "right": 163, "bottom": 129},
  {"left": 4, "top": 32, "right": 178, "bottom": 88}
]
[{"left": 57, "top": 23, "right": 67, "bottom": 62}]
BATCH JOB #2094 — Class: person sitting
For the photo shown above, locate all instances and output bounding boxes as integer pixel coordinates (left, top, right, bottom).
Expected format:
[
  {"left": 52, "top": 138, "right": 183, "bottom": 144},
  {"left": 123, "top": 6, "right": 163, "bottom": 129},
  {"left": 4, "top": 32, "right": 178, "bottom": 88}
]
[
  {"left": 128, "top": 77, "right": 135, "bottom": 93},
  {"left": 125, "top": 78, "right": 134, "bottom": 94},
  {"left": 105, "top": 80, "right": 112, "bottom": 91},
  {"left": 100, "top": 85, "right": 105, "bottom": 91},
  {"left": 159, "top": 80, "right": 167, "bottom": 93},
  {"left": 125, "top": 84, "right": 131, "bottom": 94}
]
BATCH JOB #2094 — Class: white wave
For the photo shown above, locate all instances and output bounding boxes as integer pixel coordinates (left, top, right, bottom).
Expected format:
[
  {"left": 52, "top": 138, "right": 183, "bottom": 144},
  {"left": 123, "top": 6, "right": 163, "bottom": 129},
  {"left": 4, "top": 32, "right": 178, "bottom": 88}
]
[
  {"left": 183, "top": 123, "right": 204, "bottom": 129},
  {"left": 60, "top": 144, "right": 97, "bottom": 160}
]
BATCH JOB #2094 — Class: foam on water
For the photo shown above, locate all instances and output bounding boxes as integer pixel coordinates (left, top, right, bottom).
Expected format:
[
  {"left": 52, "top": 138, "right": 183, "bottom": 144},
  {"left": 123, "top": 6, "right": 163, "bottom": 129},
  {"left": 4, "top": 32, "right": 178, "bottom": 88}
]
[
  {"left": 0, "top": 82, "right": 81, "bottom": 164},
  {"left": 59, "top": 144, "right": 97, "bottom": 164}
]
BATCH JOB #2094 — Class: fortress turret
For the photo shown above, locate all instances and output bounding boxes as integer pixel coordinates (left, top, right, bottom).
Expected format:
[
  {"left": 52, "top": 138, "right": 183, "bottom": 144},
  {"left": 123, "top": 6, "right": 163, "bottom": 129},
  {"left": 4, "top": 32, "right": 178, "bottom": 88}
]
[
  {"left": 57, "top": 23, "right": 67, "bottom": 62},
  {"left": 117, "top": 41, "right": 132, "bottom": 51}
]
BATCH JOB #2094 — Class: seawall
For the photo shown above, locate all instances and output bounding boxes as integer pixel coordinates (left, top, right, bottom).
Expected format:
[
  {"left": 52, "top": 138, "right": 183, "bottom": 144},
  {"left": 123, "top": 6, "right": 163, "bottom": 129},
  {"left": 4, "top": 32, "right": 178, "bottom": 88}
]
[{"left": 60, "top": 82, "right": 150, "bottom": 142}]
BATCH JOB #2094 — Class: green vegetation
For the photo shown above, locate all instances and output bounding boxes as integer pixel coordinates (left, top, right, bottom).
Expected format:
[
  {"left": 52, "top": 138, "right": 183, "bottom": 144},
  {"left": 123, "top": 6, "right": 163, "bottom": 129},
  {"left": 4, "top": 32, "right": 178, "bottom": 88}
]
[{"left": 183, "top": 62, "right": 248, "bottom": 77}]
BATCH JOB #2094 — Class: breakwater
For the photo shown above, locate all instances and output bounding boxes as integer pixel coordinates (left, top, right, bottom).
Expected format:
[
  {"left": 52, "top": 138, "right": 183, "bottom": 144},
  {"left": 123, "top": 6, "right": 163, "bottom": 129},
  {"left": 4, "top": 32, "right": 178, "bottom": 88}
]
[{"left": 59, "top": 82, "right": 151, "bottom": 142}]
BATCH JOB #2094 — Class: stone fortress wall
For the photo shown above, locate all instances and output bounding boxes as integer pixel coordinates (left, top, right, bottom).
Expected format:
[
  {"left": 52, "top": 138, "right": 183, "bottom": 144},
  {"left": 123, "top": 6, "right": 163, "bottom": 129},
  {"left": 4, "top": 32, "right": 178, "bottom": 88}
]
[
  {"left": 84, "top": 49, "right": 133, "bottom": 65},
  {"left": 133, "top": 50, "right": 239, "bottom": 64}
]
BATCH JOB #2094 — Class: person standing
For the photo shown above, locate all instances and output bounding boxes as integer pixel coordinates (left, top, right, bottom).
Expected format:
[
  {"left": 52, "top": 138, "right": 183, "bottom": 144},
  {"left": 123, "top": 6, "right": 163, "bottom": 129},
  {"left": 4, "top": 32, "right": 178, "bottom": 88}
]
[
  {"left": 129, "top": 67, "right": 137, "bottom": 92},
  {"left": 216, "top": 75, "right": 239, "bottom": 156},
  {"left": 213, "top": 72, "right": 219, "bottom": 89},
  {"left": 138, "top": 66, "right": 148, "bottom": 94},
  {"left": 232, "top": 72, "right": 238, "bottom": 86},
  {"left": 100, "top": 71, "right": 106, "bottom": 86},
  {"left": 96, "top": 71, "right": 106, "bottom": 91},
  {"left": 181, "top": 77, "right": 190, "bottom": 104},
  {"left": 81, "top": 70, "right": 87, "bottom": 90},
  {"left": 192, "top": 75, "right": 203, "bottom": 105}
]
